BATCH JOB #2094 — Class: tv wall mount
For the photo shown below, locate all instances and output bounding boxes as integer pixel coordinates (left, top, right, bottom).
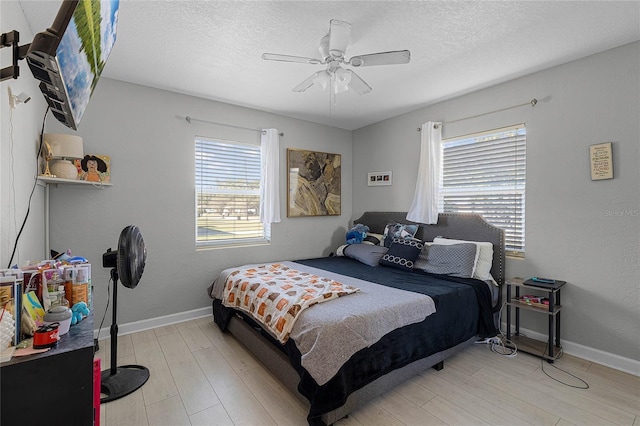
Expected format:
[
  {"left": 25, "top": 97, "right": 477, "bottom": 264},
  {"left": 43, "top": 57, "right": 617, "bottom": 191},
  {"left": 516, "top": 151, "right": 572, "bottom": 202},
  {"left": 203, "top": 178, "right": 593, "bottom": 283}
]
[{"left": 1, "top": 30, "right": 31, "bottom": 82}]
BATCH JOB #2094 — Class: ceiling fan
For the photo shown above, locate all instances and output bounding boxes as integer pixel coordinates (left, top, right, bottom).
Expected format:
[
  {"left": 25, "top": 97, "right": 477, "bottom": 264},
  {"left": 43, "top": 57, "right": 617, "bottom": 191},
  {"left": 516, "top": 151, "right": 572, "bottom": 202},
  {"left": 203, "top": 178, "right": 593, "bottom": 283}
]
[{"left": 262, "top": 19, "right": 410, "bottom": 98}]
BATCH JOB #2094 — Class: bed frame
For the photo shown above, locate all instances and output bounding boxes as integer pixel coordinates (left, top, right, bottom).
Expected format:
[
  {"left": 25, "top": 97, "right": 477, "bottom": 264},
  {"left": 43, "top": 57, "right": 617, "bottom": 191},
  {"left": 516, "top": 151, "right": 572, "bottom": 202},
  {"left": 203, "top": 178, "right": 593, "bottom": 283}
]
[{"left": 220, "top": 212, "right": 505, "bottom": 425}]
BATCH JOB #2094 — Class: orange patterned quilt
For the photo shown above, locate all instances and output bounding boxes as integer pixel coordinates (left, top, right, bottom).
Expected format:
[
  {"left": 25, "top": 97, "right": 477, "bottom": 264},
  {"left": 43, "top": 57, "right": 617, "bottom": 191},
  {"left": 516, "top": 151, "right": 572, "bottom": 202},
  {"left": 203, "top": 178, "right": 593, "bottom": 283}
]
[{"left": 222, "top": 263, "right": 359, "bottom": 343}]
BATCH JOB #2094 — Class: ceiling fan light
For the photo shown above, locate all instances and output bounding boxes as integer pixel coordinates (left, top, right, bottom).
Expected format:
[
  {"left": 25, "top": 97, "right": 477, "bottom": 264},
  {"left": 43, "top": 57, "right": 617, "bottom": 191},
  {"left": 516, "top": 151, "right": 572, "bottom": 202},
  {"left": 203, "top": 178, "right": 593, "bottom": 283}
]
[
  {"left": 313, "top": 71, "right": 331, "bottom": 90},
  {"left": 334, "top": 67, "right": 351, "bottom": 86},
  {"left": 332, "top": 71, "right": 349, "bottom": 94},
  {"left": 334, "top": 81, "right": 349, "bottom": 94}
]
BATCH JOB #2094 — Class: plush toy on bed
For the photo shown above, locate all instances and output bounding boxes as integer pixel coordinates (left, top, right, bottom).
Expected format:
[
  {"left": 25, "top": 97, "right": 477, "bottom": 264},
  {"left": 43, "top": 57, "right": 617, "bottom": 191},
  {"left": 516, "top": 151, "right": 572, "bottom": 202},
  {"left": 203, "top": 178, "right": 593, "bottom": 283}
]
[{"left": 345, "top": 224, "right": 370, "bottom": 244}]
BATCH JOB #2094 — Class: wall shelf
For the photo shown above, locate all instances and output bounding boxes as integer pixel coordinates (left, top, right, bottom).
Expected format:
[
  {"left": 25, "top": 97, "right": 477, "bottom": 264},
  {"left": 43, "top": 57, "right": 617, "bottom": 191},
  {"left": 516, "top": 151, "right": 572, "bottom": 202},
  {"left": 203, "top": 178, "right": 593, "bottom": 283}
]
[{"left": 37, "top": 176, "right": 112, "bottom": 187}]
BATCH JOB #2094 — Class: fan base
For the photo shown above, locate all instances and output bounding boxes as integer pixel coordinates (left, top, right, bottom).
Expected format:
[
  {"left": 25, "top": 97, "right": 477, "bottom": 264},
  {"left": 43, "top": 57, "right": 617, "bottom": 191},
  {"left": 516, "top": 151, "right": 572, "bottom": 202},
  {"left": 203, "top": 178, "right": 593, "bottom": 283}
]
[{"left": 100, "top": 365, "right": 150, "bottom": 403}]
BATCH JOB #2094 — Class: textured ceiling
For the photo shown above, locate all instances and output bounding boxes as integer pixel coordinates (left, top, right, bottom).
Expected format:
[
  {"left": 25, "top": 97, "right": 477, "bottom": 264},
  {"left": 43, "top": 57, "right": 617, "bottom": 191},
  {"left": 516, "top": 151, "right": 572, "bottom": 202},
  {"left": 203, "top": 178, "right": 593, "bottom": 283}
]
[{"left": 18, "top": 1, "right": 640, "bottom": 130}]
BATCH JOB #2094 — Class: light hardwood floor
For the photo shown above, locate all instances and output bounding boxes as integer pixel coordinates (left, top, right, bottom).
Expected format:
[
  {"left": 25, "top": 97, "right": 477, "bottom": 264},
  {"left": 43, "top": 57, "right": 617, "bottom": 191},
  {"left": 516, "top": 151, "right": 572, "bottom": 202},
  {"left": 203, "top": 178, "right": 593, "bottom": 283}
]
[{"left": 96, "top": 317, "right": 640, "bottom": 426}]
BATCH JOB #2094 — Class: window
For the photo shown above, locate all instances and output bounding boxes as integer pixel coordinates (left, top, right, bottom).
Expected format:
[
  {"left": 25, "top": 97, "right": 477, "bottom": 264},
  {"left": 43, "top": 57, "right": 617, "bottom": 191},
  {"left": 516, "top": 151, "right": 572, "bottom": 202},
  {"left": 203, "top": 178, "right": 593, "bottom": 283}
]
[
  {"left": 195, "top": 137, "right": 269, "bottom": 247},
  {"left": 440, "top": 125, "right": 526, "bottom": 256}
]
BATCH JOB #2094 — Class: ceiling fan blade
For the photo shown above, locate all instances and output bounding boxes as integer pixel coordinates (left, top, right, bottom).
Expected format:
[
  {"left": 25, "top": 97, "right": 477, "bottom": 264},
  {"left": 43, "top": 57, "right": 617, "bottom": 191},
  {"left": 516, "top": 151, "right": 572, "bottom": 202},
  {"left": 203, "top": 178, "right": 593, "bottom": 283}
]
[
  {"left": 293, "top": 71, "right": 323, "bottom": 92},
  {"left": 262, "top": 53, "right": 322, "bottom": 65},
  {"left": 347, "top": 70, "right": 372, "bottom": 95},
  {"left": 329, "top": 19, "right": 351, "bottom": 57},
  {"left": 349, "top": 50, "right": 411, "bottom": 67}
]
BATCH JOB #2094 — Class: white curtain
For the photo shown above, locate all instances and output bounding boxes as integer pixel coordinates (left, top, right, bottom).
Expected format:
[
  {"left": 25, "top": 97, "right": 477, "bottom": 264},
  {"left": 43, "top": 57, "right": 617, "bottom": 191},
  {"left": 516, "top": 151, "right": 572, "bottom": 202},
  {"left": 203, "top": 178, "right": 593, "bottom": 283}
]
[
  {"left": 407, "top": 121, "right": 442, "bottom": 224},
  {"left": 260, "top": 129, "right": 281, "bottom": 225}
]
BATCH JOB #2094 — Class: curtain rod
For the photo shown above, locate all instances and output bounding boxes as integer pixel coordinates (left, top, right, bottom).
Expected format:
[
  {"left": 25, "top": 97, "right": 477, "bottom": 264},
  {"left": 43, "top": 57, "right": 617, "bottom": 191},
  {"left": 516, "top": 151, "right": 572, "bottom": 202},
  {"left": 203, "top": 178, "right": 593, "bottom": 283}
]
[
  {"left": 417, "top": 98, "right": 537, "bottom": 131},
  {"left": 184, "top": 116, "right": 284, "bottom": 136}
]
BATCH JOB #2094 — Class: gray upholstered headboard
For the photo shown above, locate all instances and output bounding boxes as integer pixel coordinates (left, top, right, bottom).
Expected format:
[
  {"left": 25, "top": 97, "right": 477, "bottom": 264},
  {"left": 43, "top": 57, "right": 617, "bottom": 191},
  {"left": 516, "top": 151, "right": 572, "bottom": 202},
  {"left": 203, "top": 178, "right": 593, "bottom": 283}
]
[{"left": 353, "top": 211, "right": 505, "bottom": 287}]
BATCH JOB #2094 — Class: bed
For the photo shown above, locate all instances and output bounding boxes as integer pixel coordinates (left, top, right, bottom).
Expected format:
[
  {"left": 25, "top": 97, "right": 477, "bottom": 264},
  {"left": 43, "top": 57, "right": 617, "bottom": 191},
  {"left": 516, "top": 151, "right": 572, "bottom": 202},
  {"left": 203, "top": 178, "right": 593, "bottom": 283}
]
[{"left": 207, "top": 212, "right": 505, "bottom": 425}]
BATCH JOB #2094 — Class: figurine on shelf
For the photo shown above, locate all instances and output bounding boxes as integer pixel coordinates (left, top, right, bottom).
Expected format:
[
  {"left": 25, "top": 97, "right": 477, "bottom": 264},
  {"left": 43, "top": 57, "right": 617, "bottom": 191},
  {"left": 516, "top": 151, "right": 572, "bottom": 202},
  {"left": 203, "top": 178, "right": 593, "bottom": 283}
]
[{"left": 40, "top": 141, "right": 56, "bottom": 178}]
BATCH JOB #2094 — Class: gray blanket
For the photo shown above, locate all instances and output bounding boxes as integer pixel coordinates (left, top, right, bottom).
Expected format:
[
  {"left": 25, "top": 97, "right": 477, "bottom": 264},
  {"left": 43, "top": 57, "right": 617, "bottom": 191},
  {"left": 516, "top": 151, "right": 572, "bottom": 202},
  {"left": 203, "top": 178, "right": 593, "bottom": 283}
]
[{"left": 208, "top": 261, "right": 436, "bottom": 385}]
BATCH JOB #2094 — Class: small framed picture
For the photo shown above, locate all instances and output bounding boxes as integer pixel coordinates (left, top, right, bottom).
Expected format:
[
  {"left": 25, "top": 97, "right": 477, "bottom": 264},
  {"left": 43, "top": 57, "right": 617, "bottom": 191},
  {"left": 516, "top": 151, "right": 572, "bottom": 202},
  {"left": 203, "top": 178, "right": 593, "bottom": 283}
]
[
  {"left": 367, "top": 171, "right": 392, "bottom": 186},
  {"left": 590, "top": 142, "right": 613, "bottom": 180},
  {"left": 74, "top": 154, "right": 111, "bottom": 183}
]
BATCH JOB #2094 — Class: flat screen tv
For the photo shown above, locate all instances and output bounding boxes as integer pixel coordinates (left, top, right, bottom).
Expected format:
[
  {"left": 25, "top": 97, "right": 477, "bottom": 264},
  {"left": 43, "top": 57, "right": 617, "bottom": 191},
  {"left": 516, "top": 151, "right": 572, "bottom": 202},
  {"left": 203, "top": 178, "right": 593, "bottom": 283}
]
[{"left": 26, "top": 0, "right": 119, "bottom": 130}]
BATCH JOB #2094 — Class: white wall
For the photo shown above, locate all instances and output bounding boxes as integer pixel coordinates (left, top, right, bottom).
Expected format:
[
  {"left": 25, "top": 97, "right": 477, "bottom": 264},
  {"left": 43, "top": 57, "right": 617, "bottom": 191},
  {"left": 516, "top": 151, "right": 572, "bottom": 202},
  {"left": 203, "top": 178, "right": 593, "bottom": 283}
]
[
  {"left": 44, "top": 78, "right": 352, "bottom": 325},
  {"left": 1, "top": 1, "right": 47, "bottom": 268},
  {"left": 352, "top": 42, "right": 640, "bottom": 364}
]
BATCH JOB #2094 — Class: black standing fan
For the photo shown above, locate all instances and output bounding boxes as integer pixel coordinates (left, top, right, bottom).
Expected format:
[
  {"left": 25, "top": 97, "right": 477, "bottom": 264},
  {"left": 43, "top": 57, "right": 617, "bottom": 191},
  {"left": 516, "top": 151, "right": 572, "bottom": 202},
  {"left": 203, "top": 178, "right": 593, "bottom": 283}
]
[{"left": 101, "top": 225, "right": 149, "bottom": 403}]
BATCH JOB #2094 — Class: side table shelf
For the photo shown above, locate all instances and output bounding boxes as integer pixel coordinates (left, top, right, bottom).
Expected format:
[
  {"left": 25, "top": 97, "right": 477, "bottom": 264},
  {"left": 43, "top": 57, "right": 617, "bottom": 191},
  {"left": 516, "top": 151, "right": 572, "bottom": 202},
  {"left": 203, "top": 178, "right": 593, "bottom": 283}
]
[{"left": 505, "top": 277, "right": 566, "bottom": 362}]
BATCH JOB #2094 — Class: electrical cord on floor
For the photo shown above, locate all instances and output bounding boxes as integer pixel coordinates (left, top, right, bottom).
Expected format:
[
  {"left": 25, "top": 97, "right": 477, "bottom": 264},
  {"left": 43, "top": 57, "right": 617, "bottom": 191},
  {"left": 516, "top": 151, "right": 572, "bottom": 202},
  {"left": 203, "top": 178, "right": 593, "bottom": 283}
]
[
  {"left": 479, "top": 299, "right": 589, "bottom": 389},
  {"left": 475, "top": 301, "right": 518, "bottom": 357},
  {"left": 6, "top": 106, "right": 50, "bottom": 268},
  {"left": 540, "top": 343, "right": 590, "bottom": 389},
  {"left": 476, "top": 335, "right": 518, "bottom": 357}
]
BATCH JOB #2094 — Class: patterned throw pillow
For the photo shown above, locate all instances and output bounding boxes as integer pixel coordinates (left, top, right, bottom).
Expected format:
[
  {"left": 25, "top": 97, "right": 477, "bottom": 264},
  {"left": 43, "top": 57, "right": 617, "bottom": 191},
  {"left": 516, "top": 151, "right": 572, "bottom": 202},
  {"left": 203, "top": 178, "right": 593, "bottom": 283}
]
[
  {"left": 362, "top": 232, "right": 384, "bottom": 246},
  {"left": 379, "top": 237, "right": 424, "bottom": 270},
  {"left": 382, "top": 223, "right": 419, "bottom": 248},
  {"left": 432, "top": 237, "right": 493, "bottom": 280},
  {"left": 414, "top": 243, "right": 477, "bottom": 278}
]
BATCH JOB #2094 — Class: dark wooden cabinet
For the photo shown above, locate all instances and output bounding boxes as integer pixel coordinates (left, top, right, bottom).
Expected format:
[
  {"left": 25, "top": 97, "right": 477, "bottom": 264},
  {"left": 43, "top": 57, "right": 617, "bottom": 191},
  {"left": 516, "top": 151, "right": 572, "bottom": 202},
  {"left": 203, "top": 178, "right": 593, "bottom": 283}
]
[{"left": 1, "top": 315, "right": 95, "bottom": 425}]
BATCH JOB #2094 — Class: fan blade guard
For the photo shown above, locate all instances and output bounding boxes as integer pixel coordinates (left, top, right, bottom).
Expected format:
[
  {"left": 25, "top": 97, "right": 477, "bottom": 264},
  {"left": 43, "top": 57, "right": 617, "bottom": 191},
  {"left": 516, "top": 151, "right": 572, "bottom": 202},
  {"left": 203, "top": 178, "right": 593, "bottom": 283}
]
[
  {"left": 117, "top": 225, "right": 147, "bottom": 289},
  {"left": 349, "top": 50, "right": 410, "bottom": 67}
]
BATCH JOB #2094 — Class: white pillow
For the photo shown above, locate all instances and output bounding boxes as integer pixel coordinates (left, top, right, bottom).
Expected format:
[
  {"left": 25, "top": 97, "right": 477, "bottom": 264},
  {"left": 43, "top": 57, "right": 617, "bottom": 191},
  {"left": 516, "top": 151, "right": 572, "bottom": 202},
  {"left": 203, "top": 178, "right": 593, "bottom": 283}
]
[{"left": 432, "top": 237, "right": 493, "bottom": 281}]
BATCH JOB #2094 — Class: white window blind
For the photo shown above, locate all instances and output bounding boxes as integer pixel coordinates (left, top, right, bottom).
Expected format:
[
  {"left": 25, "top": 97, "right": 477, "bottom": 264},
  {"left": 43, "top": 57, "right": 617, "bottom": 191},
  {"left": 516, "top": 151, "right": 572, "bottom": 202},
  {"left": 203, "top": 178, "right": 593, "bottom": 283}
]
[
  {"left": 440, "top": 125, "right": 526, "bottom": 256},
  {"left": 195, "top": 137, "right": 269, "bottom": 246}
]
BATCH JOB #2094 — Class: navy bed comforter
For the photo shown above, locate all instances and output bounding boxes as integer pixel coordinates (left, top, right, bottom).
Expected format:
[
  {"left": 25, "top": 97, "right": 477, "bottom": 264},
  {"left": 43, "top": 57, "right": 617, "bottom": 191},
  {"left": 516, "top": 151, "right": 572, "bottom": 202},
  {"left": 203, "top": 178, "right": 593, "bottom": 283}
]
[{"left": 213, "top": 256, "right": 498, "bottom": 425}]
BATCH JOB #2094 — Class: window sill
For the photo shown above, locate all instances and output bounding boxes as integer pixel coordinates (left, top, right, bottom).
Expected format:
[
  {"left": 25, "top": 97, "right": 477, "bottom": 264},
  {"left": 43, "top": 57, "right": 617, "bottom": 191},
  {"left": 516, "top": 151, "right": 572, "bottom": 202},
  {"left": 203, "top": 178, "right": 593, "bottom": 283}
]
[
  {"left": 197, "top": 239, "right": 270, "bottom": 251},
  {"left": 506, "top": 253, "right": 525, "bottom": 260}
]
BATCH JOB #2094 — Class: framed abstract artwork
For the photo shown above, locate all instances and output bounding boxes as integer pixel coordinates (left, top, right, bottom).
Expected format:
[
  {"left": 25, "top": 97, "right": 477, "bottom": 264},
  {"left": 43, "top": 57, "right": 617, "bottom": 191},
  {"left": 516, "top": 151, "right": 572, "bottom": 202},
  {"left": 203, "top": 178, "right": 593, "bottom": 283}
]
[{"left": 287, "top": 148, "right": 341, "bottom": 217}]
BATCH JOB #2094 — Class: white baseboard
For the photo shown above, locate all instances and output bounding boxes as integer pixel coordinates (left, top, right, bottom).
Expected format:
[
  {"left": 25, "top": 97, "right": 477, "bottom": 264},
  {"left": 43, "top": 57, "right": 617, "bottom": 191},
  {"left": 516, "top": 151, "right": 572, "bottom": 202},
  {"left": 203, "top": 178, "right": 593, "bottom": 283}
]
[
  {"left": 502, "top": 323, "right": 640, "bottom": 377},
  {"left": 94, "top": 310, "right": 637, "bottom": 377},
  {"left": 94, "top": 306, "right": 211, "bottom": 340}
]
